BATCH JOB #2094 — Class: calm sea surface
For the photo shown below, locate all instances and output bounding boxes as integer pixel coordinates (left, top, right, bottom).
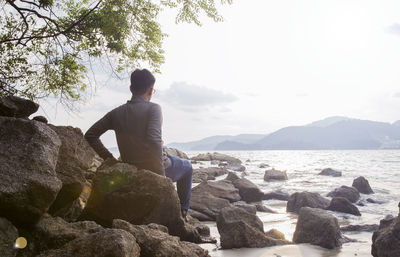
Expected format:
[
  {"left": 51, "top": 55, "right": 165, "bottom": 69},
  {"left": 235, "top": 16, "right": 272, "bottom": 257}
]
[{"left": 186, "top": 150, "right": 400, "bottom": 257}]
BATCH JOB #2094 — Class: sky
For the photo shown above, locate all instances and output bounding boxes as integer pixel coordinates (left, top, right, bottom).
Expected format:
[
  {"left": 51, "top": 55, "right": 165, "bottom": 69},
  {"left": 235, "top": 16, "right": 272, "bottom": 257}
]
[{"left": 36, "top": 0, "right": 400, "bottom": 147}]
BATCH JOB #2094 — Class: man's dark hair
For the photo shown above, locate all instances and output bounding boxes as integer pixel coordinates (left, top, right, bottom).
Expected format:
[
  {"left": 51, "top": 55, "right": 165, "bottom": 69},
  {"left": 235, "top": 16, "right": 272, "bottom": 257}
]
[{"left": 130, "top": 69, "right": 155, "bottom": 95}]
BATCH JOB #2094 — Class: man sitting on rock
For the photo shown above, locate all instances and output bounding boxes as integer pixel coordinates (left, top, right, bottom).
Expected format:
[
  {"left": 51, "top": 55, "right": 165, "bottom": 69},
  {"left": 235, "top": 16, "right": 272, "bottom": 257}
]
[{"left": 84, "top": 68, "right": 192, "bottom": 220}]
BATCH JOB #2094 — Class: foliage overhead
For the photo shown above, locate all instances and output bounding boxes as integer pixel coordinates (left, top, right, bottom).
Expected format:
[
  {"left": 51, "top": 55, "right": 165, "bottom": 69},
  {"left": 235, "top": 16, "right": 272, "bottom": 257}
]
[{"left": 0, "top": 0, "right": 231, "bottom": 105}]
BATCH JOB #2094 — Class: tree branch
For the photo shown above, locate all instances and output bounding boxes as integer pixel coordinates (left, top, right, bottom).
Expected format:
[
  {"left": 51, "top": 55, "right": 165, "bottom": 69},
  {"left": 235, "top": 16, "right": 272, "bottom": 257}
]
[{"left": 0, "top": 0, "right": 102, "bottom": 44}]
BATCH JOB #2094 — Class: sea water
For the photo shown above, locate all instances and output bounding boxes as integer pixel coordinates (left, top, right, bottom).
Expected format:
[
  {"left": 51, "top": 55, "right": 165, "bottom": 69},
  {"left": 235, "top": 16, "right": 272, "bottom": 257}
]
[{"left": 186, "top": 150, "right": 400, "bottom": 257}]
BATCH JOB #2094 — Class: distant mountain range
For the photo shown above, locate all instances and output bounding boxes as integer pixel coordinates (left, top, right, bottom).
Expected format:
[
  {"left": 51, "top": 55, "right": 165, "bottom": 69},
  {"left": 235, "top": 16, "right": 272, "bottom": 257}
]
[{"left": 168, "top": 116, "right": 400, "bottom": 150}]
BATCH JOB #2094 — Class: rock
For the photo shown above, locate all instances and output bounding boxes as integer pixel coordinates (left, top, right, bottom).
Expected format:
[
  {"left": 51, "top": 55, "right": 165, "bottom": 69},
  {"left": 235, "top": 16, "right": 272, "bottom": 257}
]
[
  {"left": 37, "top": 228, "right": 140, "bottom": 257},
  {"left": 79, "top": 162, "right": 200, "bottom": 242},
  {"left": 327, "top": 197, "right": 361, "bottom": 216},
  {"left": 319, "top": 168, "right": 342, "bottom": 177},
  {"left": 191, "top": 152, "right": 241, "bottom": 164},
  {"left": 0, "top": 117, "right": 62, "bottom": 226},
  {"left": 216, "top": 206, "right": 287, "bottom": 249},
  {"left": 256, "top": 204, "right": 277, "bottom": 213},
  {"left": 193, "top": 167, "right": 229, "bottom": 183},
  {"left": 263, "top": 190, "right": 290, "bottom": 201},
  {"left": 232, "top": 178, "right": 264, "bottom": 202},
  {"left": 192, "top": 171, "right": 210, "bottom": 183},
  {"left": 186, "top": 215, "right": 211, "bottom": 237},
  {"left": 265, "top": 229, "right": 287, "bottom": 241},
  {"left": 286, "top": 192, "right": 330, "bottom": 214},
  {"left": 47, "top": 125, "right": 97, "bottom": 218},
  {"left": 341, "top": 224, "right": 379, "bottom": 232},
  {"left": 0, "top": 217, "right": 18, "bottom": 257},
  {"left": 372, "top": 216, "right": 400, "bottom": 257},
  {"left": 32, "top": 115, "right": 48, "bottom": 124},
  {"left": 210, "top": 160, "right": 219, "bottom": 165},
  {"left": 190, "top": 192, "right": 231, "bottom": 220},
  {"left": 0, "top": 96, "right": 39, "bottom": 118},
  {"left": 233, "top": 201, "right": 257, "bottom": 214},
  {"left": 188, "top": 209, "right": 214, "bottom": 221},
  {"left": 192, "top": 180, "right": 241, "bottom": 202},
  {"left": 293, "top": 207, "right": 342, "bottom": 249},
  {"left": 264, "top": 169, "right": 288, "bottom": 181},
  {"left": 259, "top": 163, "right": 269, "bottom": 168},
  {"left": 224, "top": 164, "right": 246, "bottom": 172},
  {"left": 164, "top": 147, "right": 189, "bottom": 159},
  {"left": 327, "top": 186, "right": 360, "bottom": 203},
  {"left": 367, "top": 198, "right": 385, "bottom": 204},
  {"left": 16, "top": 214, "right": 104, "bottom": 256},
  {"left": 113, "top": 219, "right": 210, "bottom": 257},
  {"left": 224, "top": 172, "right": 240, "bottom": 182},
  {"left": 352, "top": 176, "right": 374, "bottom": 194},
  {"left": 379, "top": 216, "right": 396, "bottom": 230}
]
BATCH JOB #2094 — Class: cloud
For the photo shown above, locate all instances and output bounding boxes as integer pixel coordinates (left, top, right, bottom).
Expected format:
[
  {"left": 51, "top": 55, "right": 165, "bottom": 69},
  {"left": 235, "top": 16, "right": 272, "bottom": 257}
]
[
  {"left": 393, "top": 92, "right": 400, "bottom": 98},
  {"left": 155, "top": 82, "right": 238, "bottom": 111},
  {"left": 385, "top": 23, "right": 400, "bottom": 35}
]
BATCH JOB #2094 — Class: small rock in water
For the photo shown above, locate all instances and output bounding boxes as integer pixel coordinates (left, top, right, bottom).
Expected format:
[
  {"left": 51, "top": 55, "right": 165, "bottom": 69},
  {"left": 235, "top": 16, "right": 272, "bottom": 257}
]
[
  {"left": 263, "top": 190, "right": 290, "bottom": 201},
  {"left": 352, "top": 176, "right": 374, "bottom": 194},
  {"left": 264, "top": 169, "right": 288, "bottom": 181},
  {"left": 327, "top": 197, "right": 361, "bottom": 216},
  {"left": 341, "top": 224, "right": 379, "bottom": 232},
  {"left": 318, "top": 168, "right": 342, "bottom": 177},
  {"left": 286, "top": 191, "right": 330, "bottom": 213},
  {"left": 259, "top": 163, "right": 270, "bottom": 168},
  {"left": 327, "top": 186, "right": 360, "bottom": 203},
  {"left": 366, "top": 198, "right": 384, "bottom": 204}
]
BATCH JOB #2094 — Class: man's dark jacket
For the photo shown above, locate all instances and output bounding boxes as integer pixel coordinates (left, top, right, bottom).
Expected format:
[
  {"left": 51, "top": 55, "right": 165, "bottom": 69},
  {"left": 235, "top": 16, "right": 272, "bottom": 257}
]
[{"left": 84, "top": 95, "right": 164, "bottom": 175}]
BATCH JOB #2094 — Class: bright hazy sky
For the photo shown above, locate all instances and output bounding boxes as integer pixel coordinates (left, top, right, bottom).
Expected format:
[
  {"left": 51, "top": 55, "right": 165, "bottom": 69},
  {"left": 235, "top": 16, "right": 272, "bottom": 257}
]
[{"left": 37, "top": 0, "right": 400, "bottom": 147}]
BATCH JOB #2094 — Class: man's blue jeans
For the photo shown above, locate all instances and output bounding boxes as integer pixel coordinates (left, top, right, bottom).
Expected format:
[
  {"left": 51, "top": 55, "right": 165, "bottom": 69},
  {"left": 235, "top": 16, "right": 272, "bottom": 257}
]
[{"left": 165, "top": 156, "right": 193, "bottom": 211}]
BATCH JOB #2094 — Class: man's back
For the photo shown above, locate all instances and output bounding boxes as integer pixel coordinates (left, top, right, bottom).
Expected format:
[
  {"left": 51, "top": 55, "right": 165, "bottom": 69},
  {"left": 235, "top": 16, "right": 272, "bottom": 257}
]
[{"left": 85, "top": 95, "right": 164, "bottom": 175}]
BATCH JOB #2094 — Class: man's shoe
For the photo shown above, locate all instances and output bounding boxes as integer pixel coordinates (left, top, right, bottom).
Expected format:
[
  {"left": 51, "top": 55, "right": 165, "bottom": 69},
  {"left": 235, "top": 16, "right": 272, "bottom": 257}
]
[{"left": 181, "top": 209, "right": 188, "bottom": 222}]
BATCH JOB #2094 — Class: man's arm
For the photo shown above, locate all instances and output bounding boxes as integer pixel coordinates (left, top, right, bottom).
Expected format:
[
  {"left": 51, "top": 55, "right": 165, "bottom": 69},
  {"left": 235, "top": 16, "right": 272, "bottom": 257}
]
[
  {"left": 146, "top": 104, "right": 164, "bottom": 175},
  {"left": 84, "top": 111, "right": 114, "bottom": 160}
]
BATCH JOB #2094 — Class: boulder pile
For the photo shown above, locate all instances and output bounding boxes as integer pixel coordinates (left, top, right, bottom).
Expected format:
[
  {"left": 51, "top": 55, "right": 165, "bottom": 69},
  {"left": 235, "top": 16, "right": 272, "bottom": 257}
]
[{"left": 0, "top": 96, "right": 208, "bottom": 257}]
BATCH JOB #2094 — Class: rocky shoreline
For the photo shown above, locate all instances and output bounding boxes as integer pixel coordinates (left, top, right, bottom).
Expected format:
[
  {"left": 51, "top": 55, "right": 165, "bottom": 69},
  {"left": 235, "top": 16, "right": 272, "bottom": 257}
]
[{"left": 0, "top": 96, "right": 399, "bottom": 257}]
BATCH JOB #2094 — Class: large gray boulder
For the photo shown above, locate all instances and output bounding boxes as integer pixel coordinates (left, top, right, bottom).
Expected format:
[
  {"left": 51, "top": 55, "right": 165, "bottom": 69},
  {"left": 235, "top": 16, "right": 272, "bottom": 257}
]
[
  {"left": 327, "top": 197, "right": 361, "bottom": 216},
  {"left": 36, "top": 228, "right": 140, "bottom": 257},
  {"left": 16, "top": 214, "right": 104, "bottom": 256},
  {"left": 79, "top": 162, "right": 200, "bottom": 242},
  {"left": 193, "top": 167, "right": 228, "bottom": 183},
  {"left": 352, "top": 176, "right": 374, "bottom": 194},
  {"left": 34, "top": 215, "right": 103, "bottom": 252},
  {"left": 230, "top": 177, "right": 264, "bottom": 203},
  {"left": 319, "top": 168, "right": 342, "bottom": 177},
  {"left": 190, "top": 191, "right": 231, "bottom": 220},
  {"left": 0, "top": 217, "right": 18, "bottom": 257},
  {"left": 293, "top": 207, "right": 342, "bottom": 249},
  {"left": 0, "top": 117, "right": 62, "bottom": 225},
  {"left": 113, "top": 219, "right": 210, "bottom": 257},
  {"left": 286, "top": 192, "right": 330, "bottom": 213},
  {"left": 216, "top": 206, "right": 287, "bottom": 249},
  {"left": 0, "top": 96, "right": 39, "bottom": 118},
  {"left": 192, "top": 180, "right": 241, "bottom": 202},
  {"left": 47, "top": 125, "right": 97, "bottom": 217},
  {"left": 264, "top": 169, "right": 288, "bottom": 181},
  {"left": 327, "top": 186, "right": 360, "bottom": 203},
  {"left": 191, "top": 152, "right": 241, "bottom": 164},
  {"left": 372, "top": 216, "right": 400, "bottom": 257}
]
